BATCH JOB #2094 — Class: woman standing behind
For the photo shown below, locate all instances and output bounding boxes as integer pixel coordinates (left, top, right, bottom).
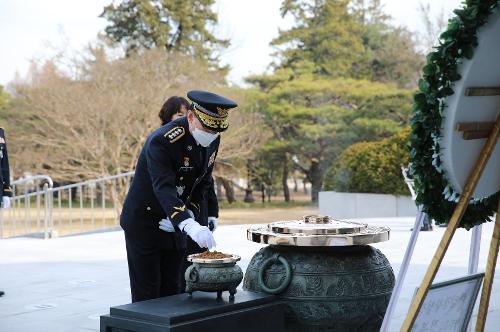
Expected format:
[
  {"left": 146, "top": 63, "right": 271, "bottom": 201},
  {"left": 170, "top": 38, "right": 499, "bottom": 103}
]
[
  {"left": 159, "top": 96, "right": 190, "bottom": 125},
  {"left": 157, "top": 95, "right": 219, "bottom": 292}
]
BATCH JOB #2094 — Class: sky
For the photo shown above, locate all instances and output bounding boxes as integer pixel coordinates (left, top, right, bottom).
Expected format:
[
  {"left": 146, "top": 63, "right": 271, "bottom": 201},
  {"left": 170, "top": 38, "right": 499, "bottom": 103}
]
[{"left": 0, "top": 0, "right": 463, "bottom": 87}]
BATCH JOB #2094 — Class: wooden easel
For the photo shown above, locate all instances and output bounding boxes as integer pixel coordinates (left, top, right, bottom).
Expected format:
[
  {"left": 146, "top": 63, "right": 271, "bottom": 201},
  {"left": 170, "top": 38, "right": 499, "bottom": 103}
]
[{"left": 401, "top": 99, "right": 500, "bottom": 331}]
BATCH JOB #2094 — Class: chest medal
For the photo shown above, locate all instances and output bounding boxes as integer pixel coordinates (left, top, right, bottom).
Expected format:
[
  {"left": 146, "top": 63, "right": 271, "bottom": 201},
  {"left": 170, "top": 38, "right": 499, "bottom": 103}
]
[
  {"left": 180, "top": 156, "right": 193, "bottom": 172},
  {"left": 176, "top": 185, "right": 185, "bottom": 196}
]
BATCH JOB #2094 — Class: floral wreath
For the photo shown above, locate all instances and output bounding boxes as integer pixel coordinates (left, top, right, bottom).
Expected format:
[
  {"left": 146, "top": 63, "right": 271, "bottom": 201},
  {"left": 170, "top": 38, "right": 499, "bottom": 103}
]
[{"left": 410, "top": 0, "right": 500, "bottom": 229}]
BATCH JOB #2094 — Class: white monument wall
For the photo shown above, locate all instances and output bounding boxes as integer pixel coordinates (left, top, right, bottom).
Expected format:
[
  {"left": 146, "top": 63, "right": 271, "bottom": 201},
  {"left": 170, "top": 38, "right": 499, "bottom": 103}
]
[{"left": 319, "top": 191, "right": 417, "bottom": 219}]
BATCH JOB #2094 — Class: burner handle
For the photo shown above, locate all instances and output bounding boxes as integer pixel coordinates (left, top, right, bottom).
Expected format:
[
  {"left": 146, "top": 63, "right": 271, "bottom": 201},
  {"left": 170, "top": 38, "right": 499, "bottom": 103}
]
[
  {"left": 257, "top": 255, "right": 292, "bottom": 294},
  {"left": 188, "top": 266, "right": 199, "bottom": 282},
  {"left": 304, "top": 215, "right": 330, "bottom": 223}
]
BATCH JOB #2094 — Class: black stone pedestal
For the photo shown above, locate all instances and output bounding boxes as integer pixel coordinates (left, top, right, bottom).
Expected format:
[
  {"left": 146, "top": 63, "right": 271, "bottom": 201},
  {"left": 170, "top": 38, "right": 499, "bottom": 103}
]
[{"left": 100, "top": 290, "right": 285, "bottom": 332}]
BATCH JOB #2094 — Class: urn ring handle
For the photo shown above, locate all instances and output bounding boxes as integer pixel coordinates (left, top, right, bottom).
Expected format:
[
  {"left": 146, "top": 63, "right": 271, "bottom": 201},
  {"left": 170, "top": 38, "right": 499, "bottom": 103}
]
[
  {"left": 258, "top": 255, "right": 292, "bottom": 294},
  {"left": 188, "top": 266, "right": 199, "bottom": 282}
]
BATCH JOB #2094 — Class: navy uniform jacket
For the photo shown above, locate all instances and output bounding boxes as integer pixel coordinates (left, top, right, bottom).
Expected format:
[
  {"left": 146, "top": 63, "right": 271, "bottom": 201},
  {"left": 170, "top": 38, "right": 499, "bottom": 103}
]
[
  {"left": 120, "top": 117, "right": 219, "bottom": 250},
  {"left": 0, "top": 128, "right": 13, "bottom": 198}
]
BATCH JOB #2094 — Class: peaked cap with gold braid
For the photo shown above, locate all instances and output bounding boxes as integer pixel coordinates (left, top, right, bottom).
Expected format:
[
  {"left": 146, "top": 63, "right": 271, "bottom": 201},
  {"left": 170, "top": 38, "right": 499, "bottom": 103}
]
[{"left": 187, "top": 90, "right": 237, "bottom": 132}]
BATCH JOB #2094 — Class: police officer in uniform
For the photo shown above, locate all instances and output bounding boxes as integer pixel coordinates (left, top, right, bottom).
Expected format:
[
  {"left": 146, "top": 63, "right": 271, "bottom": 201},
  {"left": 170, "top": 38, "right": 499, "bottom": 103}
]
[
  {"left": 120, "top": 90, "right": 236, "bottom": 302},
  {"left": 1, "top": 127, "right": 13, "bottom": 297}
]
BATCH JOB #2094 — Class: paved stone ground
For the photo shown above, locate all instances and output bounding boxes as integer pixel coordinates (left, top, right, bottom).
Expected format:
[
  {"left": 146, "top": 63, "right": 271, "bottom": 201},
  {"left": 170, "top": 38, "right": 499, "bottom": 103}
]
[{"left": 0, "top": 217, "right": 499, "bottom": 331}]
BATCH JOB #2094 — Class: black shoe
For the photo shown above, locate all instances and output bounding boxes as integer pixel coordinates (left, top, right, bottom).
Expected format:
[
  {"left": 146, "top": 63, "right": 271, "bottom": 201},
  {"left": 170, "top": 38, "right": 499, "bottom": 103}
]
[{"left": 0, "top": 291, "right": 4, "bottom": 297}]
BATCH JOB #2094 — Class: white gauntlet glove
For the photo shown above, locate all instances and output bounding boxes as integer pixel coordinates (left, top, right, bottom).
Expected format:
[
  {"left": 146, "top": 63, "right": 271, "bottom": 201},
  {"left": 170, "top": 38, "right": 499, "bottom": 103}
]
[
  {"left": 2, "top": 196, "right": 10, "bottom": 209},
  {"left": 208, "top": 216, "right": 217, "bottom": 232},
  {"left": 179, "top": 218, "right": 216, "bottom": 249}
]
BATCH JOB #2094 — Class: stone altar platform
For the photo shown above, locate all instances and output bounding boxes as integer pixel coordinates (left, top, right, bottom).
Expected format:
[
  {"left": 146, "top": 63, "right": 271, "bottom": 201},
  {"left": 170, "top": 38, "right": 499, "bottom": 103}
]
[{"left": 100, "top": 290, "right": 285, "bottom": 332}]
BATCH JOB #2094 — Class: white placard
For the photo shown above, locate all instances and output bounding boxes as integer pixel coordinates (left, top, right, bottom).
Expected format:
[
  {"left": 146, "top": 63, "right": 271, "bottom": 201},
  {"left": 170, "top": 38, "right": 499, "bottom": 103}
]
[{"left": 412, "top": 273, "right": 484, "bottom": 332}]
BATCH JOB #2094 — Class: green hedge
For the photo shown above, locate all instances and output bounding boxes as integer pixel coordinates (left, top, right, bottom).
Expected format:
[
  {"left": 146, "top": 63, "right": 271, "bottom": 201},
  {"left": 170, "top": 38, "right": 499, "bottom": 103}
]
[{"left": 324, "top": 129, "right": 410, "bottom": 195}]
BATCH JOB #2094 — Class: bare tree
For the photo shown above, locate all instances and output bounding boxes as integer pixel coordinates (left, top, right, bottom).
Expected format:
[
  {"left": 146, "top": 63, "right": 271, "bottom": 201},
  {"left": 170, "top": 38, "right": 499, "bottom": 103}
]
[
  {"left": 7, "top": 46, "right": 263, "bottom": 206},
  {"left": 418, "top": 2, "right": 448, "bottom": 53},
  {"left": 208, "top": 89, "right": 268, "bottom": 202}
]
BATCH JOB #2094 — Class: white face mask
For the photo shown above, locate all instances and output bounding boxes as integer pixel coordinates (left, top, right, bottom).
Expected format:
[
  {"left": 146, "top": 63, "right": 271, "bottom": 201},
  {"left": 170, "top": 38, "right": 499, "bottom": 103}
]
[{"left": 192, "top": 128, "right": 219, "bottom": 147}]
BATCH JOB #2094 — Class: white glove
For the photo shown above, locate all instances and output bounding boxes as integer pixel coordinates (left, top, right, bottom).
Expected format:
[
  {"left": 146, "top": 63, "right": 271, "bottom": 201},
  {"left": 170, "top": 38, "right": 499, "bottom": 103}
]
[
  {"left": 208, "top": 216, "right": 217, "bottom": 232},
  {"left": 179, "top": 218, "right": 216, "bottom": 249},
  {"left": 187, "top": 209, "right": 194, "bottom": 219},
  {"left": 159, "top": 218, "right": 175, "bottom": 232},
  {"left": 1, "top": 196, "right": 10, "bottom": 209}
]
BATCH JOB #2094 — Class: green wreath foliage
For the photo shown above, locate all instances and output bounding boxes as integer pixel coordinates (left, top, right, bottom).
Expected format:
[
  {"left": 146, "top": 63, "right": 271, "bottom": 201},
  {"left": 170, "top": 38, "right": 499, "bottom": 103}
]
[{"left": 410, "top": 0, "right": 500, "bottom": 229}]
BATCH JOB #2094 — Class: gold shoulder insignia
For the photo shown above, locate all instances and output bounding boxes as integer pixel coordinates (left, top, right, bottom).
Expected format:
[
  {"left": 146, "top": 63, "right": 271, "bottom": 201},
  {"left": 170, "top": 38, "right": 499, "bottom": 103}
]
[
  {"left": 170, "top": 205, "right": 186, "bottom": 218},
  {"left": 164, "top": 126, "right": 185, "bottom": 143},
  {"left": 173, "top": 205, "right": 186, "bottom": 212}
]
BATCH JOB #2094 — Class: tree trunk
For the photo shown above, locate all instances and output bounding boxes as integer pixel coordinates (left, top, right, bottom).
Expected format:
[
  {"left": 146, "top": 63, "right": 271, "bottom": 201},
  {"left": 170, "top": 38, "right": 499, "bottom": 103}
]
[
  {"left": 244, "top": 159, "right": 255, "bottom": 202},
  {"left": 282, "top": 158, "right": 290, "bottom": 202},
  {"left": 215, "top": 177, "right": 223, "bottom": 201},
  {"left": 218, "top": 176, "right": 236, "bottom": 203},
  {"left": 309, "top": 159, "right": 323, "bottom": 203},
  {"left": 261, "top": 183, "right": 265, "bottom": 203},
  {"left": 293, "top": 177, "right": 298, "bottom": 192}
]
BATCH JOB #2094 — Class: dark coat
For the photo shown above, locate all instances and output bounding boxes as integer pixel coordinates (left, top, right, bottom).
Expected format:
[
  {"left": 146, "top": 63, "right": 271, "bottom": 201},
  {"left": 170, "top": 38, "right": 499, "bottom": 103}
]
[
  {"left": 120, "top": 117, "right": 219, "bottom": 250},
  {"left": 0, "top": 128, "right": 13, "bottom": 198}
]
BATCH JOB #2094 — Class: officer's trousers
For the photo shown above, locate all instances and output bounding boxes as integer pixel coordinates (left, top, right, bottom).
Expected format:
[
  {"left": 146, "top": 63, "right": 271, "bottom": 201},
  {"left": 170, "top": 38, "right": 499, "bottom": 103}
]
[{"left": 124, "top": 233, "right": 183, "bottom": 303}]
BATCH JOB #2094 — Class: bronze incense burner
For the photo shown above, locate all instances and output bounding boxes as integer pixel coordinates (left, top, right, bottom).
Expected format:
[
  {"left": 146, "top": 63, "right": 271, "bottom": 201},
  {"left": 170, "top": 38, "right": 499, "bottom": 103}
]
[{"left": 185, "top": 252, "right": 243, "bottom": 300}]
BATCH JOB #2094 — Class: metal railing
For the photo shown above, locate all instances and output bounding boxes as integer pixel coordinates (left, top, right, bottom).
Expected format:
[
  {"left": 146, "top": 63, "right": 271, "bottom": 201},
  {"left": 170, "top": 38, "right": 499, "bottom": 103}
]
[
  {"left": 0, "top": 171, "right": 134, "bottom": 239},
  {"left": 0, "top": 175, "right": 54, "bottom": 239}
]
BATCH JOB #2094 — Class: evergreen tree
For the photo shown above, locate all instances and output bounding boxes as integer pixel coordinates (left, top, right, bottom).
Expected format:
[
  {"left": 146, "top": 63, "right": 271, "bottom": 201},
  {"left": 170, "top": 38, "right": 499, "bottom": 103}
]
[
  {"left": 248, "top": 77, "right": 413, "bottom": 202},
  {"left": 100, "top": 0, "right": 229, "bottom": 69},
  {"left": 272, "top": 0, "right": 422, "bottom": 85},
  {"left": 350, "top": 0, "right": 423, "bottom": 86},
  {"left": 248, "top": 0, "right": 421, "bottom": 202},
  {"left": 272, "top": 0, "right": 365, "bottom": 78}
]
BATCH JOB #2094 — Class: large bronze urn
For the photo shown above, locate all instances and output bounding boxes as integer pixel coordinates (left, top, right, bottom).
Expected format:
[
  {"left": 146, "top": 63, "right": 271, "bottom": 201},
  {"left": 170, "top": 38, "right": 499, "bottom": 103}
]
[{"left": 243, "top": 215, "right": 394, "bottom": 332}]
